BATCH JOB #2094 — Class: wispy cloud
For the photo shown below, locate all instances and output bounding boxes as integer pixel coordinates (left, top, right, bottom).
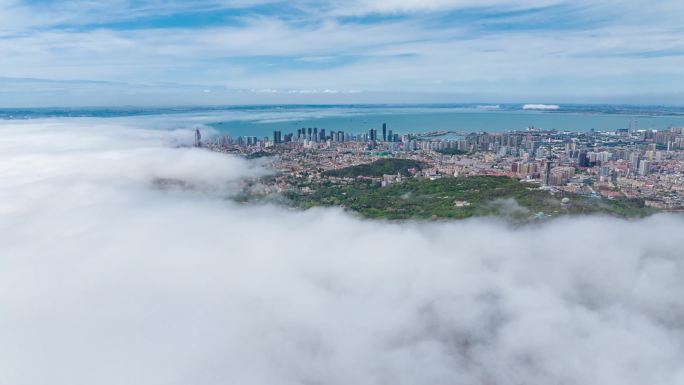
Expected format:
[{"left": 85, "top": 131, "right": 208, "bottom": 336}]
[
  {"left": 325, "top": 0, "right": 564, "bottom": 16},
  {"left": 0, "top": 0, "right": 683, "bottom": 104}
]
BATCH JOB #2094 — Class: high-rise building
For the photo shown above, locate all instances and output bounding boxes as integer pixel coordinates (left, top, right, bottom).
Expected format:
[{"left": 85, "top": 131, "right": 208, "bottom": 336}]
[
  {"left": 387, "top": 130, "right": 393, "bottom": 142},
  {"left": 382, "top": 123, "right": 387, "bottom": 141},
  {"left": 578, "top": 151, "right": 589, "bottom": 167},
  {"left": 630, "top": 153, "right": 641, "bottom": 172},
  {"left": 194, "top": 129, "right": 202, "bottom": 147},
  {"left": 542, "top": 159, "right": 552, "bottom": 186},
  {"left": 273, "top": 130, "right": 282, "bottom": 144},
  {"left": 368, "top": 128, "right": 377, "bottom": 142}
]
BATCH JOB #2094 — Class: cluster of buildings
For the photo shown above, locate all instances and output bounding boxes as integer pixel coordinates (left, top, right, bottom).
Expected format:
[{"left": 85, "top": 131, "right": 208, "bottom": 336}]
[
  {"left": 206, "top": 123, "right": 431, "bottom": 152},
  {"left": 204, "top": 123, "right": 684, "bottom": 210},
  {"left": 271, "top": 123, "right": 403, "bottom": 145}
]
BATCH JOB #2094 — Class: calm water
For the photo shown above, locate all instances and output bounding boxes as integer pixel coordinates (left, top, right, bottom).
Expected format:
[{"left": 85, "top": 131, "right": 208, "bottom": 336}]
[
  {"left": 3, "top": 105, "right": 684, "bottom": 137},
  {"left": 207, "top": 108, "right": 684, "bottom": 138}
]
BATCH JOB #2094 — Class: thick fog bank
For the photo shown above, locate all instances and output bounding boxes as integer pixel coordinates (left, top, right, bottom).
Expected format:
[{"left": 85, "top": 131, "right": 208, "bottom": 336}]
[{"left": 1, "top": 119, "right": 684, "bottom": 385}]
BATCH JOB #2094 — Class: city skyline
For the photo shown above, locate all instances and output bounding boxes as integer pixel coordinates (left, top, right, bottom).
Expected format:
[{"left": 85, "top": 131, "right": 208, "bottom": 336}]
[{"left": 1, "top": 0, "right": 684, "bottom": 106}]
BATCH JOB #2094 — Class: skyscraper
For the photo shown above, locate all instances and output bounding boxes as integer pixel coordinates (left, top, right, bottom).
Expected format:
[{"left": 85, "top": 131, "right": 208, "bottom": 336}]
[
  {"left": 194, "top": 129, "right": 201, "bottom": 147},
  {"left": 369, "top": 128, "right": 377, "bottom": 142},
  {"left": 382, "top": 123, "right": 387, "bottom": 141},
  {"left": 542, "top": 151, "right": 553, "bottom": 186},
  {"left": 630, "top": 153, "right": 641, "bottom": 172},
  {"left": 579, "top": 151, "right": 589, "bottom": 167}
]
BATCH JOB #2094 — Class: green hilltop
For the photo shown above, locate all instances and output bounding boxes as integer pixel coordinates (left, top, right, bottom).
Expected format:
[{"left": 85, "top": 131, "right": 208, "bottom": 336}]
[
  {"left": 285, "top": 175, "right": 654, "bottom": 221},
  {"left": 323, "top": 158, "right": 425, "bottom": 178}
]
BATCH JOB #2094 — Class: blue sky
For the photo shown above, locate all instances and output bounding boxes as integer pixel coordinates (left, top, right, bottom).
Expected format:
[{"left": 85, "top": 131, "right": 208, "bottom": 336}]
[{"left": 1, "top": 0, "right": 683, "bottom": 106}]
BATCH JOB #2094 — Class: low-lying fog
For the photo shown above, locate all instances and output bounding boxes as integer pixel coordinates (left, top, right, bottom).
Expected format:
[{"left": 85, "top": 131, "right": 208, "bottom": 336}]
[{"left": 2, "top": 119, "right": 683, "bottom": 385}]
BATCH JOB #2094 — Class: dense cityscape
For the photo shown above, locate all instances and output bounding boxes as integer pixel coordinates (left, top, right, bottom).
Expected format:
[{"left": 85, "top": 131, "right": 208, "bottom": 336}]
[{"left": 202, "top": 122, "right": 684, "bottom": 210}]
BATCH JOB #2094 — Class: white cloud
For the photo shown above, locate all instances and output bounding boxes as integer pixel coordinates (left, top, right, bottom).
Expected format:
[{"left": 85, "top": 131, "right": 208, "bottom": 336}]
[
  {"left": 326, "top": 0, "right": 562, "bottom": 15},
  {"left": 2, "top": 117, "right": 684, "bottom": 384},
  {"left": 1, "top": 0, "right": 684, "bottom": 104},
  {"left": 523, "top": 104, "right": 560, "bottom": 110}
]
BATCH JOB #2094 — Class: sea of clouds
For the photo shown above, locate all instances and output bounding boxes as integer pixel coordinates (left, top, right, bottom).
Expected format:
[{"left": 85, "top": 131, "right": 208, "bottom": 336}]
[{"left": 2, "top": 118, "right": 684, "bottom": 385}]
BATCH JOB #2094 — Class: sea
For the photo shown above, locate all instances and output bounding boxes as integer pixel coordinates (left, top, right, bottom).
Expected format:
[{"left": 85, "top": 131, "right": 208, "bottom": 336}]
[{"left": 3, "top": 104, "right": 684, "bottom": 138}]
